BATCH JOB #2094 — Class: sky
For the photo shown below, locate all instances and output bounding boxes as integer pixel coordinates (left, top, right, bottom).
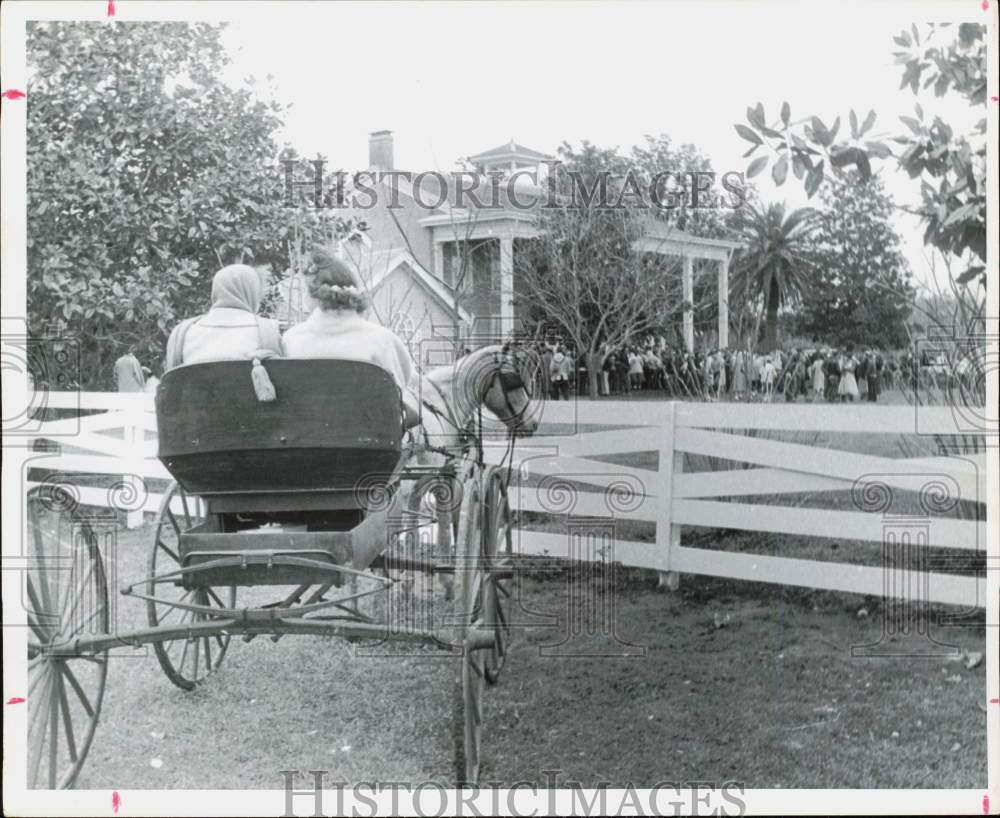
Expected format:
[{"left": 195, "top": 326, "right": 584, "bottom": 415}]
[{"left": 218, "top": 1, "right": 986, "bottom": 288}]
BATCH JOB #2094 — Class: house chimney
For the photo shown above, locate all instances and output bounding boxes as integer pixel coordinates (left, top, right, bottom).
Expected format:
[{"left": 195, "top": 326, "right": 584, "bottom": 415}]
[{"left": 369, "top": 130, "right": 394, "bottom": 170}]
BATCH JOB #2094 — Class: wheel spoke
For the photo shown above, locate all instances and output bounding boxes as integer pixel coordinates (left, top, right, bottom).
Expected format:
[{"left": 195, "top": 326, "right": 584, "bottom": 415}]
[
  {"left": 61, "top": 664, "right": 95, "bottom": 718},
  {"left": 56, "top": 669, "right": 78, "bottom": 764},
  {"left": 166, "top": 508, "right": 181, "bottom": 537},
  {"left": 154, "top": 537, "right": 182, "bottom": 566},
  {"left": 27, "top": 575, "right": 56, "bottom": 642},
  {"left": 30, "top": 507, "right": 57, "bottom": 625},
  {"left": 156, "top": 590, "right": 195, "bottom": 625},
  {"left": 27, "top": 614, "right": 53, "bottom": 647},
  {"left": 29, "top": 660, "right": 51, "bottom": 696},
  {"left": 467, "top": 655, "right": 485, "bottom": 682},
  {"left": 48, "top": 659, "right": 61, "bottom": 787},
  {"left": 191, "top": 634, "right": 201, "bottom": 680},
  {"left": 177, "top": 636, "right": 192, "bottom": 675},
  {"left": 28, "top": 669, "right": 54, "bottom": 787},
  {"left": 495, "top": 599, "right": 508, "bottom": 634}
]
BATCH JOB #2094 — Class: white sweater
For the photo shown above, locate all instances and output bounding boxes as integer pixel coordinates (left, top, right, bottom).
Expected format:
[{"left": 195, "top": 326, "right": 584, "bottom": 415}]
[{"left": 283, "top": 308, "right": 419, "bottom": 414}]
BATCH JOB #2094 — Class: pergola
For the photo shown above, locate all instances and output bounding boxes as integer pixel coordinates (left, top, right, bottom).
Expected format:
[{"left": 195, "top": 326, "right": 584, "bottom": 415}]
[{"left": 633, "top": 220, "right": 742, "bottom": 351}]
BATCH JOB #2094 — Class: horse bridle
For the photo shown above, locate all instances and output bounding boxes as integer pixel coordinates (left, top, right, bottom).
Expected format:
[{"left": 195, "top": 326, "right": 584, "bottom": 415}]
[{"left": 483, "top": 353, "right": 531, "bottom": 428}]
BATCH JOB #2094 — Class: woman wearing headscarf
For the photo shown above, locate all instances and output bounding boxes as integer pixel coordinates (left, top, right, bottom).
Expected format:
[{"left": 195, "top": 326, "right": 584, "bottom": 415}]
[
  {"left": 283, "top": 246, "right": 420, "bottom": 426},
  {"left": 164, "top": 264, "right": 283, "bottom": 370},
  {"left": 114, "top": 349, "right": 146, "bottom": 392}
]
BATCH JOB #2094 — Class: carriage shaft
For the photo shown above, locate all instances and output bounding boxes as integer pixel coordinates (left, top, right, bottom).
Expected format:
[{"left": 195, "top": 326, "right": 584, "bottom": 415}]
[{"left": 46, "top": 616, "right": 466, "bottom": 657}]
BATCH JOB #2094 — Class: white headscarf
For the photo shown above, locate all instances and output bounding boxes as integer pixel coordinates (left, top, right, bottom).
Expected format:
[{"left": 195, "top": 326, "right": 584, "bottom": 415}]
[{"left": 210, "top": 264, "right": 263, "bottom": 312}]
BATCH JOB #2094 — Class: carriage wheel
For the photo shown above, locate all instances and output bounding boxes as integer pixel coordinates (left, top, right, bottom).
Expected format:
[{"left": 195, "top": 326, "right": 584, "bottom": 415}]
[
  {"left": 452, "top": 470, "right": 491, "bottom": 785},
  {"left": 482, "top": 468, "right": 513, "bottom": 685},
  {"left": 147, "top": 482, "right": 235, "bottom": 691},
  {"left": 26, "top": 493, "right": 109, "bottom": 789}
]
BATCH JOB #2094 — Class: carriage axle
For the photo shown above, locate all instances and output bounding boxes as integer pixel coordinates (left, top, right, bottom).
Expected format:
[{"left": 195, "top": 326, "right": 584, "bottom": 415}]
[{"left": 33, "top": 613, "right": 492, "bottom": 659}]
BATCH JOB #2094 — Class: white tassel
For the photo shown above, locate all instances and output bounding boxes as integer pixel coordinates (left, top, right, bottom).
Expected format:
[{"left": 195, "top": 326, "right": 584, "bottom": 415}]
[{"left": 250, "top": 358, "right": 276, "bottom": 402}]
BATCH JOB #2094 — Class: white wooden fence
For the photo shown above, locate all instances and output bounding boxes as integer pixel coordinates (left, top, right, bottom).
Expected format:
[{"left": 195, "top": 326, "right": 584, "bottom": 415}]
[
  {"left": 489, "top": 400, "right": 987, "bottom": 609},
  {"left": 26, "top": 393, "right": 988, "bottom": 607},
  {"left": 25, "top": 391, "right": 168, "bottom": 529}
]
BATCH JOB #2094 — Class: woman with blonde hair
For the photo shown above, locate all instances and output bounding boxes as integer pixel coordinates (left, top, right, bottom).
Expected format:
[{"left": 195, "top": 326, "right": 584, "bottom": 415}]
[{"left": 283, "top": 246, "right": 420, "bottom": 427}]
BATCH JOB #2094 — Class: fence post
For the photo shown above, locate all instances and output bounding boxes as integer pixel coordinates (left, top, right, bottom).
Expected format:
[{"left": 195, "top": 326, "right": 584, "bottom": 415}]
[
  {"left": 655, "top": 402, "right": 683, "bottom": 591},
  {"left": 123, "top": 398, "right": 144, "bottom": 529}
]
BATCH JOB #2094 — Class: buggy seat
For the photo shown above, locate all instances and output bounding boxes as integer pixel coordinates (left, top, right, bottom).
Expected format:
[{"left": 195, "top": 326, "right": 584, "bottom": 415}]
[{"left": 156, "top": 359, "right": 404, "bottom": 515}]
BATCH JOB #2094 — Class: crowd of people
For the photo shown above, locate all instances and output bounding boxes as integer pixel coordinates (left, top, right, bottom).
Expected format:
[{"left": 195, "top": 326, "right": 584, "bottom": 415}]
[
  {"left": 112, "top": 278, "right": 963, "bottom": 411},
  {"left": 534, "top": 338, "right": 907, "bottom": 403}
]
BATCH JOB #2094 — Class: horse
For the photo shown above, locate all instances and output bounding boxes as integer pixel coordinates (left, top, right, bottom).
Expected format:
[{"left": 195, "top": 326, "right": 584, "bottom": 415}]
[
  {"left": 397, "top": 344, "right": 539, "bottom": 596},
  {"left": 416, "top": 343, "right": 539, "bottom": 451}
]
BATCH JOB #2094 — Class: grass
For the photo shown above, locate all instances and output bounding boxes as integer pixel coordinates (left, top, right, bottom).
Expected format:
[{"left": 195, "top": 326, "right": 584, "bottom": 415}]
[
  {"left": 34, "top": 387, "right": 989, "bottom": 789},
  {"left": 74, "top": 522, "right": 987, "bottom": 789}
]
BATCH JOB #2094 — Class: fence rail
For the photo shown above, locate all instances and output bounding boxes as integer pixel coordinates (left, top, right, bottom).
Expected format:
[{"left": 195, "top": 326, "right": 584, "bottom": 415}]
[{"left": 25, "top": 393, "right": 989, "bottom": 608}]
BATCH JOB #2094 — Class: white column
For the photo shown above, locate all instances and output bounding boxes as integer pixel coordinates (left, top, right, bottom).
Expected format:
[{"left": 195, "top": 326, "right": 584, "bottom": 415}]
[
  {"left": 682, "top": 254, "right": 694, "bottom": 353},
  {"left": 433, "top": 239, "right": 445, "bottom": 283},
  {"left": 718, "top": 254, "right": 729, "bottom": 350},
  {"left": 499, "top": 236, "right": 514, "bottom": 338}
]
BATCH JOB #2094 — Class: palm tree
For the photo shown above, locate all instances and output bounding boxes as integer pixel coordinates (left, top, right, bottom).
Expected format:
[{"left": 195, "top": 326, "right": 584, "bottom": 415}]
[{"left": 732, "top": 202, "right": 816, "bottom": 352}]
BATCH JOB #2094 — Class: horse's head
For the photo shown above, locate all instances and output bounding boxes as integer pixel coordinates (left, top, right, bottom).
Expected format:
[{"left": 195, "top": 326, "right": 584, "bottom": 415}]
[{"left": 475, "top": 344, "right": 539, "bottom": 437}]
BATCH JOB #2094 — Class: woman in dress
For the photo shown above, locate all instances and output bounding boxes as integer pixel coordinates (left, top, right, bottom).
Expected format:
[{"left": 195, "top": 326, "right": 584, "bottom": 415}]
[
  {"left": 809, "top": 352, "right": 825, "bottom": 401},
  {"left": 628, "top": 347, "right": 645, "bottom": 391},
  {"left": 164, "top": 264, "right": 283, "bottom": 370},
  {"left": 731, "top": 349, "right": 745, "bottom": 400},
  {"left": 838, "top": 347, "right": 860, "bottom": 402},
  {"left": 762, "top": 356, "right": 777, "bottom": 402},
  {"left": 283, "top": 247, "right": 420, "bottom": 426}
]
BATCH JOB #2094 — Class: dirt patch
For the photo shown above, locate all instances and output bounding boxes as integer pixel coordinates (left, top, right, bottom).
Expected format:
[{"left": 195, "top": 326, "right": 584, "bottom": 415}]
[{"left": 77, "top": 526, "right": 987, "bottom": 789}]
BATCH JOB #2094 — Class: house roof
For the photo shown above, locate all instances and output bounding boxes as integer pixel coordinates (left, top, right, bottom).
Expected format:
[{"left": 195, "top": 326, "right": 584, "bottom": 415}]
[
  {"left": 640, "top": 217, "right": 743, "bottom": 250},
  {"left": 467, "top": 139, "right": 554, "bottom": 163},
  {"left": 341, "top": 244, "right": 474, "bottom": 325}
]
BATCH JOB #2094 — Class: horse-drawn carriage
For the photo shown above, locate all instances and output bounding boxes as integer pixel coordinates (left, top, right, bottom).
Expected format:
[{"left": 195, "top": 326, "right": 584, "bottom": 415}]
[{"left": 26, "top": 350, "right": 536, "bottom": 788}]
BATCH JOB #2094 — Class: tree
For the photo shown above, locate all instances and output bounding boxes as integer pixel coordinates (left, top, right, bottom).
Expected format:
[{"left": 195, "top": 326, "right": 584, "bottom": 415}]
[
  {"left": 517, "top": 207, "right": 684, "bottom": 397},
  {"left": 515, "top": 144, "right": 684, "bottom": 396},
  {"left": 629, "top": 133, "right": 735, "bottom": 239},
  {"left": 790, "top": 175, "right": 913, "bottom": 348},
  {"left": 26, "top": 22, "right": 355, "bottom": 388},
  {"left": 730, "top": 202, "right": 816, "bottom": 351},
  {"left": 733, "top": 22, "right": 987, "bottom": 287}
]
